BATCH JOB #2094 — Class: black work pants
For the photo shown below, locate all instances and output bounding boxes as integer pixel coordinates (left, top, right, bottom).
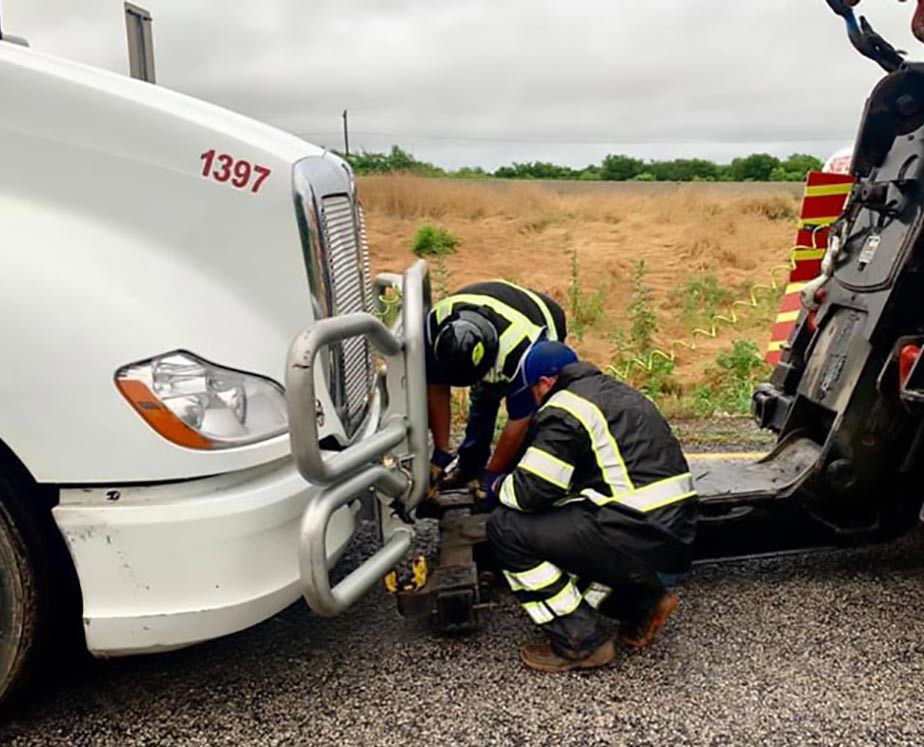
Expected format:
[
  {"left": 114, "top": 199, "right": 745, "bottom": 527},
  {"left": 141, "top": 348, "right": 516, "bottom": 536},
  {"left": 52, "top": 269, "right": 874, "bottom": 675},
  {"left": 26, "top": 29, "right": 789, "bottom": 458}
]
[{"left": 487, "top": 502, "right": 667, "bottom": 656}]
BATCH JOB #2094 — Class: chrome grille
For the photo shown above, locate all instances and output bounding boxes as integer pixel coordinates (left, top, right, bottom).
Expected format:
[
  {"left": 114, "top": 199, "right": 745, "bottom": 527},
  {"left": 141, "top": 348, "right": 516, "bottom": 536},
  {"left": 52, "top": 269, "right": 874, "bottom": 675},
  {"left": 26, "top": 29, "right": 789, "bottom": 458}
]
[
  {"left": 357, "top": 204, "right": 373, "bottom": 313},
  {"left": 321, "top": 194, "right": 374, "bottom": 428}
]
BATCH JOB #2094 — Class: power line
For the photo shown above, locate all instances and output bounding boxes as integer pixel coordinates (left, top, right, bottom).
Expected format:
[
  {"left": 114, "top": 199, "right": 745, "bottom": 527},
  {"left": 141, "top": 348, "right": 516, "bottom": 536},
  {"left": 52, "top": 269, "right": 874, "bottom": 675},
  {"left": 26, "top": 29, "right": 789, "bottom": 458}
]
[
  {"left": 289, "top": 129, "right": 848, "bottom": 147},
  {"left": 291, "top": 130, "right": 661, "bottom": 146},
  {"left": 293, "top": 130, "right": 643, "bottom": 145}
]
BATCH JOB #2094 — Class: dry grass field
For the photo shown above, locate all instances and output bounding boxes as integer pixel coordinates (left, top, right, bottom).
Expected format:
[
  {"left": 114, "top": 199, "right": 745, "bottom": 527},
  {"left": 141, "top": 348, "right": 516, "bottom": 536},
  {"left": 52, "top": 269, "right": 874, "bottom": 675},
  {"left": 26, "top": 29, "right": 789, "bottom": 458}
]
[{"left": 360, "top": 175, "right": 802, "bottom": 397}]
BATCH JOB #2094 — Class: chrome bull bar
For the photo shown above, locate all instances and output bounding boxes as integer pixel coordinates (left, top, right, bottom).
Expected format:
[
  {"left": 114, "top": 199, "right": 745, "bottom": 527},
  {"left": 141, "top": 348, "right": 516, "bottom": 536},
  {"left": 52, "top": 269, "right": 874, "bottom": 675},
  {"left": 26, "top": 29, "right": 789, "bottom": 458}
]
[{"left": 286, "top": 260, "right": 430, "bottom": 616}]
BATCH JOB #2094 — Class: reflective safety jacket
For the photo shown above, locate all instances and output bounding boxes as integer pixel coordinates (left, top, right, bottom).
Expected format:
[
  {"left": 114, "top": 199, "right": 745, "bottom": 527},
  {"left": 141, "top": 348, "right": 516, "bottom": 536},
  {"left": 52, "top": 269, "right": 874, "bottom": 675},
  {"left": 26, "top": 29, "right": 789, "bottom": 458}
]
[
  {"left": 427, "top": 281, "right": 566, "bottom": 386},
  {"left": 498, "top": 362, "right": 697, "bottom": 566}
]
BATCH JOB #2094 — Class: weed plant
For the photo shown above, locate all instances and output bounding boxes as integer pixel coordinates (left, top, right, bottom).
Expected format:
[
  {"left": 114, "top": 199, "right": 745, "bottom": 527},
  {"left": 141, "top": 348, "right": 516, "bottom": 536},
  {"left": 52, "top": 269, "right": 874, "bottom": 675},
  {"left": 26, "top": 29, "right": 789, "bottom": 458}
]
[
  {"left": 567, "top": 248, "right": 608, "bottom": 340},
  {"left": 680, "top": 273, "right": 735, "bottom": 326},
  {"left": 411, "top": 223, "right": 459, "bottom": 298},
  {"left": 611, "top": 261, "right": 681, "bottom": 399},
  {"left": 690, "top": 339, "right": 769, "bottom": 415}
]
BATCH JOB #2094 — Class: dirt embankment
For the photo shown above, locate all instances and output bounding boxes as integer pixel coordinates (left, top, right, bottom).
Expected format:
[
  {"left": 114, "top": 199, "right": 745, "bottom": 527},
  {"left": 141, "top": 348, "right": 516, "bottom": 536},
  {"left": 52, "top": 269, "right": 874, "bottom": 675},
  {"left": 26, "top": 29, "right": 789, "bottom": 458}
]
[{"left": 360, "top": 175, "right": 801, "bottom": 387}]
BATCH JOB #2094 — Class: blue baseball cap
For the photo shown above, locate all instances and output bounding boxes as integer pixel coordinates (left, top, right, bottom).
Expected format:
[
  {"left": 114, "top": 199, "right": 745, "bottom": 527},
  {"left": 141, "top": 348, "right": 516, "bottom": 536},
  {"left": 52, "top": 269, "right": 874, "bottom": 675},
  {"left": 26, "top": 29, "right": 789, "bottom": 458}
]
[{"left": 523, "top": 341, "right": 578, "bottom": 387}]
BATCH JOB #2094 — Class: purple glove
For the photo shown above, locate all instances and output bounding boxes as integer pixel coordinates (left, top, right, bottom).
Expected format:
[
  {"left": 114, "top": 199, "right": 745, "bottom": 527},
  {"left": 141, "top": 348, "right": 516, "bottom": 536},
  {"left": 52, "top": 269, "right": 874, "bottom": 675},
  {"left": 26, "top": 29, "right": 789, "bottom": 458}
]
[{"left": 475, "top": 469, "right": 504, "bottom": 511}]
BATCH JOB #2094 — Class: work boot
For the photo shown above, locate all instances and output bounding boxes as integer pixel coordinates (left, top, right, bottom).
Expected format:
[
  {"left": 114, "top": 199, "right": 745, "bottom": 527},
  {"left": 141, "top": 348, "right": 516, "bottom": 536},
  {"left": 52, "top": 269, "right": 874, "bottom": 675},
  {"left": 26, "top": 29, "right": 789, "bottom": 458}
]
[
  {"left": 518, "top": 637, "right": 616, "bottom": 673},
  {"left": 619, "top": 591, "right": 679, "bottom": 649}
]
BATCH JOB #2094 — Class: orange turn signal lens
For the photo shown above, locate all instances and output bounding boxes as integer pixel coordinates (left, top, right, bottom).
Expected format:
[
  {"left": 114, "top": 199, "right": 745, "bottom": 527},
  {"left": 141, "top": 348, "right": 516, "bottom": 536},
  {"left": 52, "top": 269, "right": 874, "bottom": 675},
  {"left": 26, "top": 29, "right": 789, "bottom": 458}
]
[{"left": 116, "top": 379, "right": 215, "bottom": 450}]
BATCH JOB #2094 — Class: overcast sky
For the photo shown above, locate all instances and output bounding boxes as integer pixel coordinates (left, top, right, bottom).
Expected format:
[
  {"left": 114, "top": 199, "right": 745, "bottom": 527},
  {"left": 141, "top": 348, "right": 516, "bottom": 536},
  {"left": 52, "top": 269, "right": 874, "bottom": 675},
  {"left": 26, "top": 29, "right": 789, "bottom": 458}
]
[{"left": 2, "top": 1, "right": 919, "bottom": 169}]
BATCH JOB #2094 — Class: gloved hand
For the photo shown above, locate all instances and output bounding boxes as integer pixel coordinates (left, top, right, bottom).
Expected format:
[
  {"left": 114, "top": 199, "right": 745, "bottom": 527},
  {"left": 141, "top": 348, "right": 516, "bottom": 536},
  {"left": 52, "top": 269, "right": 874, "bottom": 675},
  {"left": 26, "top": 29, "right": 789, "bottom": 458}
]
[
  {"left": 428, "top": 448, "right": 455, "bottom": 499},
  {"left": 473, "top": 469, "right": 504, "bottom": 512}
]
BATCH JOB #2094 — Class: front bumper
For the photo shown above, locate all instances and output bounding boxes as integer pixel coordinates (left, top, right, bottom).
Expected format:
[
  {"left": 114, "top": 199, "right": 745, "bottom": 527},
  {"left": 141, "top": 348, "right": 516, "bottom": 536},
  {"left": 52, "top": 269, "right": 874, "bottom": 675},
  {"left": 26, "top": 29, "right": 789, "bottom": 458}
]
[
  {"left": 285, "top": 260, "right": 430, "bottom": 616},
  {"left": 54, "top": 455, "right": 356, "bottom": 656}
]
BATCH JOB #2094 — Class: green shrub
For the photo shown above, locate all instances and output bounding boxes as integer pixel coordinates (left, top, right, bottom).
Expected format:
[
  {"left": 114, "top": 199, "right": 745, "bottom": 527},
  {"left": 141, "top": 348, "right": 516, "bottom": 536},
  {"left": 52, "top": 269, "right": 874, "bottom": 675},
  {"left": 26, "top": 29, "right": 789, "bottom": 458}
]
[
  {"left": 600, "top": 154, "right": 645, "bottom": 181},
  {"left": 411, "top": 224, "right": 459, "bottom": 298},
  {"left": 692, "top": 339, "right": 770, "bottom": 415},
  {"left": 680, "top": 273, "right": 734, "bottom": 325},
  {"left": 639, "top": 355, "right": 680, "bottom": 400},
  {"left": 345, "top": 145, "right": 445, "bottom": 176},
  {"left": 730, "top": 153, "right": 780, "bottom": 182},
  {"left": 411, "top": 223, "right": 459, "bottom": 257}
]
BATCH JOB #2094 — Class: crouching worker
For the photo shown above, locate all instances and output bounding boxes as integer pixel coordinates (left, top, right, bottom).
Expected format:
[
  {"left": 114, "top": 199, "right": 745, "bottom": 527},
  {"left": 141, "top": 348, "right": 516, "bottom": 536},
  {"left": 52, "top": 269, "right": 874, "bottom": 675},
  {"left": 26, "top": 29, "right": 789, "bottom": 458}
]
[{"left": 487, "top": 341, "right": 697, "bottom": 672}]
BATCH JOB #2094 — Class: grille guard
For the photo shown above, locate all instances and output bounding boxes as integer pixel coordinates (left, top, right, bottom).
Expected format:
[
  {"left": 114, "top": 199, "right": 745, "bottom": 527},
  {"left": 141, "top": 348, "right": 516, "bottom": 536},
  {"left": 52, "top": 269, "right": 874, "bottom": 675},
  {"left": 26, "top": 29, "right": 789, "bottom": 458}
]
[{"left": 286, "top": 260, "right": 430, "bottom": 616}]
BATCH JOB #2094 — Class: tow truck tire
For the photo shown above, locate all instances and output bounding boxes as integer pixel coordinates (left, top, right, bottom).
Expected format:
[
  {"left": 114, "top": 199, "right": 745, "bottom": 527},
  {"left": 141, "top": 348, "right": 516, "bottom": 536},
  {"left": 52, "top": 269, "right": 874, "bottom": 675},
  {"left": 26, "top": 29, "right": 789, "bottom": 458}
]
[{"left": 0, "top": 463, "right": 63, "bottom": 713}]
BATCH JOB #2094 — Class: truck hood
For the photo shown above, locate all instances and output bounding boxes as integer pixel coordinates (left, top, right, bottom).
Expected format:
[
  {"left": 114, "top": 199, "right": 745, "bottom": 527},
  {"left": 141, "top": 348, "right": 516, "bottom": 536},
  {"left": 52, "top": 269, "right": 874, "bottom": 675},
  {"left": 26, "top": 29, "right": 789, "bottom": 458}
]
[{"left": 0, "top": 43, "right": 349, "bottom": 483}]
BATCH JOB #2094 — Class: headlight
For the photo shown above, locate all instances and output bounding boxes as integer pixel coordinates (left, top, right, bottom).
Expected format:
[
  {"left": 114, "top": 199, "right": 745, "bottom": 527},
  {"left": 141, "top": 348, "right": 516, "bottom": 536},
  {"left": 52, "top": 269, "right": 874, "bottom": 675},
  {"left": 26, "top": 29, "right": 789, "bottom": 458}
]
[{"left": 116, "top": 351, "right": 288, "bottom": 450}]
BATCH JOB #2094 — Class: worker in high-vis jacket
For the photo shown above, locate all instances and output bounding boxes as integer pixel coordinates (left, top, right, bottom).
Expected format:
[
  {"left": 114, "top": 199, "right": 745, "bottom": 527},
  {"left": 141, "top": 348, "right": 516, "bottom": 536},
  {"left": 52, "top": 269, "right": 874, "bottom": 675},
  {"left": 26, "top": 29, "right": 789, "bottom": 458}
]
[
  {"left": 486, "top": 341, "right": 697, "bottom": 672},
  {"left": 426, "top": 281, "right": 567, "bottom": 499}
]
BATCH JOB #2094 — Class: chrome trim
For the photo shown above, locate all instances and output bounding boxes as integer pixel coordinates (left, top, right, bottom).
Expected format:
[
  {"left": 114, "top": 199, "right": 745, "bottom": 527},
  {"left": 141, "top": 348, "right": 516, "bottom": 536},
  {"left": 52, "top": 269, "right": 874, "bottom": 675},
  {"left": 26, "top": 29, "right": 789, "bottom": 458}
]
[
  {"left": 320, "top": 194, "right": 375, "bottom": 431},
  {"left": 292, "top": 166, "right": 331, "bottom": 317},
  {"left": 293, "top": 157, "right": 376, "bottom": 438},
  {"left": 357, "top": 203, "right": 374, "bottom": 314}
]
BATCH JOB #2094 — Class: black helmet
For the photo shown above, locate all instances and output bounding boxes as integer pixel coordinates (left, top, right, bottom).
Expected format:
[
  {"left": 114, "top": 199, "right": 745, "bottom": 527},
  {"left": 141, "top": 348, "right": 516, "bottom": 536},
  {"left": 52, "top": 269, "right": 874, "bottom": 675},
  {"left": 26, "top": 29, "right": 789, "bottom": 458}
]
[{"left": 432, "top": 310, "right": 498, "bottom": 386}]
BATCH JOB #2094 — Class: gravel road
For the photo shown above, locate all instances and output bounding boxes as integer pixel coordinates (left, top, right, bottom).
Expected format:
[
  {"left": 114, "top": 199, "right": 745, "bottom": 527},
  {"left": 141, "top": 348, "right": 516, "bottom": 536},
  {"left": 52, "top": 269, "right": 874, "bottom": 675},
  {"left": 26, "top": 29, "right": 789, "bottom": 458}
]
[{"left": 3, "top": 512, "right": 924, "bottom": 747}]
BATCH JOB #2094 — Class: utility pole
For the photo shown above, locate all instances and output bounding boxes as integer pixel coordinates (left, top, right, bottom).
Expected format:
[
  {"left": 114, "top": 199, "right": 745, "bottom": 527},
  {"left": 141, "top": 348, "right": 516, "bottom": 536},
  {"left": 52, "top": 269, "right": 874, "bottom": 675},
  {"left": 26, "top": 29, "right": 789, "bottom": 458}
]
[{"left": 342, "top": 109, "right": 350, "bottom": 158}]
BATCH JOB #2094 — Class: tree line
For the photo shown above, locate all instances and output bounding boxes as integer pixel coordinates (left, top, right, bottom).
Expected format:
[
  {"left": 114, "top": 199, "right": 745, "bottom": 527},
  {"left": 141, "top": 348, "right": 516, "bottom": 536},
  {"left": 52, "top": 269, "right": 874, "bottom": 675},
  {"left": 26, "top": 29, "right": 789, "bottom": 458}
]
[{"left": 343, "top": 146, "right": 825, "bottom": 182}]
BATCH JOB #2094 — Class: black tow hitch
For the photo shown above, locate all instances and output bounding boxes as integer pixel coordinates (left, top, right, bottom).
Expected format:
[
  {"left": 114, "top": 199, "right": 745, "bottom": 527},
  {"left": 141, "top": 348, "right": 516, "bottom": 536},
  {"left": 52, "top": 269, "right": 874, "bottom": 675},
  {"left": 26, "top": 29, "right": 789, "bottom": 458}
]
[{"left": 391, "top": 490, "right": 495, "bottom": 634}]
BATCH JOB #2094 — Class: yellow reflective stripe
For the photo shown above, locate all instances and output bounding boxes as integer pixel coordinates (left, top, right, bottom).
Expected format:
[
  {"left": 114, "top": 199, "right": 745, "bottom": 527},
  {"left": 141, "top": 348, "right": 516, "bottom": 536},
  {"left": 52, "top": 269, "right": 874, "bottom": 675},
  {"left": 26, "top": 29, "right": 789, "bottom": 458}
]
[
  {"left": 544, "top": 390, "right": 634, "bottom": 496},
  {"left": 433, "top": 300, "right": 452, "bottom": 325},
  {"left": 581, "top": 488, "right": 614, "bottom": 506},
  {"left": 499, "top": 475, "right": 521, "bottom": 510},
  {"left": 583, "top": 474, "right": 695, "bottom": 513},
  {"left": 805, "top": 183, "right": 853, "bottom": 197},
  {"left": 493, "top": 323, "right": 534, "bottom": 383},
  {"left": 768, "top": 340, "right": 785, "bottom": 352},
  {"left": 519, "top": 447, "right": 574, "bottom": 490},
  {"left": 432, "top": 294, "right": 543, "bottom": 336},
  {"left": 499, "top": 323, "right": 529, "bottom": 350},
  {"left": 545, "top": 580, "right": 583, "bottom": 617},
  {"left": 635, "top": 489, "right": 696, "bottom": 513},
  {"left": 503, "top": 570, "right": 524, "bottom": 591},
  {"left": 495, "top": 280, "right": 559, "bottom": 340},
  {"left": 785, "top": 282, "right": 807, "bottom": 294},
  {"left": 522, "top": 601, "right": 555, "bottom": 624},
  {"left": 505, "top": 562, "right": 563, "bottom": 592},
  {"left": 583, "top": 582, "right": 613, "bottom": 610},
  {"left": 617, "top": 473, "right": 696, "bottom": 513},
  {"left": 791, "top": 249, "right": 825, "bottom": 261},
  {"left": 776, "top": 310, "right": 800, "bottom": 323},
  {"left": 431, "top": 293, "right": 545, "bottom": 383}
]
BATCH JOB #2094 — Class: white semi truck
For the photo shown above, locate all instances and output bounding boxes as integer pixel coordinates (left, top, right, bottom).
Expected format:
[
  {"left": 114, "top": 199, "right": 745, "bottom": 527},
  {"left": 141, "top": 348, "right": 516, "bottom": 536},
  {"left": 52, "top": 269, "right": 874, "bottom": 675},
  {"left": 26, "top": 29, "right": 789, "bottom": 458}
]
[{"left": 0, "top": 37, "right": 428, "bottom": 707}]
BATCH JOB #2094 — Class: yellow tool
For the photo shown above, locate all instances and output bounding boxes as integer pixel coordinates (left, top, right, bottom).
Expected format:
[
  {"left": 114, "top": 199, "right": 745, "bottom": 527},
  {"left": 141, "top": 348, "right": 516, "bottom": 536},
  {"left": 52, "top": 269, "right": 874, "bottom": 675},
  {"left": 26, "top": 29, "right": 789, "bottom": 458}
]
[{"left": 384, "top": 555, "right": 429, "bottom": 593}]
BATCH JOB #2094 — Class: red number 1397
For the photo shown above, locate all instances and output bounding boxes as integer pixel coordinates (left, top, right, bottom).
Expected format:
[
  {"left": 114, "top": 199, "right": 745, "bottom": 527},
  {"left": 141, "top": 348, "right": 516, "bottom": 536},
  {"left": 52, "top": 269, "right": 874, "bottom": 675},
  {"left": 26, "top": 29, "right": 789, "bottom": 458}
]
[{"left": 200, "top": 149, "right": 271, "bottom": 194}]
